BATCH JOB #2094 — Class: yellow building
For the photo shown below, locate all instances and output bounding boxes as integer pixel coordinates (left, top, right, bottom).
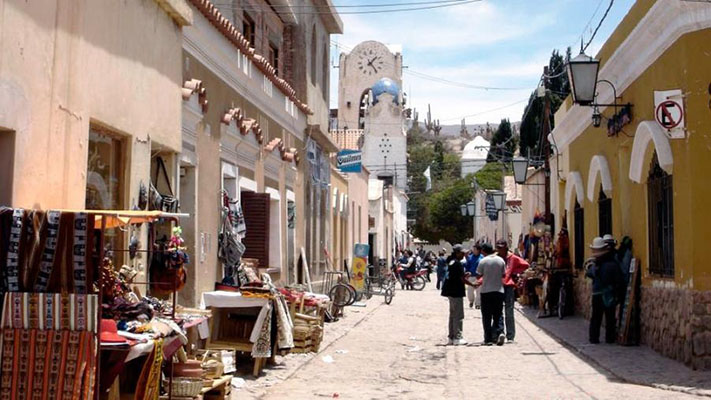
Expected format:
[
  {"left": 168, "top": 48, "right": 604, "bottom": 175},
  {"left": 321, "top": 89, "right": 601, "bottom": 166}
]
[{"left": 551, "top": 0, "right": 711, "bottom": 369}]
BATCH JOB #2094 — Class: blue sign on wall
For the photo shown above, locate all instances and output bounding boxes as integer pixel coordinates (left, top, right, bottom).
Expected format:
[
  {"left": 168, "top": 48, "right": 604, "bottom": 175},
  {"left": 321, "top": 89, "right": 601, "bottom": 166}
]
[
  {"left": 336, "top": 150, "right": 362, "bottom": 173},
  {"left": 354, "top": 243, "right": 370, "bottom": 258}
]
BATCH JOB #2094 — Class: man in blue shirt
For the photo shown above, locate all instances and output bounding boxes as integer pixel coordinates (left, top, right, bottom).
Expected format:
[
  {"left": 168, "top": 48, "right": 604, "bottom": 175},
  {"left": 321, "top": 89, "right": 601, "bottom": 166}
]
[{"left": 466, "top": 245, "right": 483, "bottom": 308}]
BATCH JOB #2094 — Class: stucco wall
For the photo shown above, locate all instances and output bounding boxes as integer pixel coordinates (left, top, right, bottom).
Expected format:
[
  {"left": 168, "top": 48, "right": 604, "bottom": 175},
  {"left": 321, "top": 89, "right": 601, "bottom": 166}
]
[{"left": 0, "top": 0, "right": 183, "bottom": 209}]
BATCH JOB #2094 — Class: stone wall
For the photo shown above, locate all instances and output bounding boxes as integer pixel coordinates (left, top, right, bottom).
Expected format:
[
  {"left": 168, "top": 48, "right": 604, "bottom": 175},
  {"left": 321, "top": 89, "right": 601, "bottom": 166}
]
[
  {"left": 639, "top": 287, "right": 711, "bottom": 370},
  {"left": 690, "top": 291, "right": 711, "bottom": 370},
  {"left": 640, "top": 286, "right": 693, "bottom": 365}
]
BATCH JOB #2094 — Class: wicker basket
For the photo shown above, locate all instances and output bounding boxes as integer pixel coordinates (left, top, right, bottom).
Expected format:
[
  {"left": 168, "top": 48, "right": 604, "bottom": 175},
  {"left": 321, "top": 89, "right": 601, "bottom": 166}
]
[{"left": 166, "top": 377, "right": 203, "bottom": 397}]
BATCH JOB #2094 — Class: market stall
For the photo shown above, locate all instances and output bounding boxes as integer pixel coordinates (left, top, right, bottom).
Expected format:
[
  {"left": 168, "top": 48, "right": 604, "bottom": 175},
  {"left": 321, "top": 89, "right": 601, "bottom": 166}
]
[{"left": 0, "top": 208, "right": 233, "bottom": 400}]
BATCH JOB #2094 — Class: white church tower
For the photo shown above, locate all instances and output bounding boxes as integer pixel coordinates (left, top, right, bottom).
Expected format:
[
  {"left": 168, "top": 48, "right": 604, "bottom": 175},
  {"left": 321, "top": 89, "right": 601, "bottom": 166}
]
[{"left": 337, "top": 41, "right": 407, "bottom": 189}]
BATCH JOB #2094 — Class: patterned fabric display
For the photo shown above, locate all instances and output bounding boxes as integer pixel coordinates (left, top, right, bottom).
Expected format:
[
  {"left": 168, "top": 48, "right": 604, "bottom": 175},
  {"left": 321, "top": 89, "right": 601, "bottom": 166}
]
[
  {"left": 0, "top": 293, "right": 97, "bottom": 400},
  {"left": 252, "top": 303, "right": 273, "bottom": 358},
  {"left": 71, "top": 213, "right": 88, "bottom": 294},
  {"left": 33, "top": 211, "right": 60, "bottom": 292},
  {"left": 6, "top": 208, "right": 25, "bottom": 292}
]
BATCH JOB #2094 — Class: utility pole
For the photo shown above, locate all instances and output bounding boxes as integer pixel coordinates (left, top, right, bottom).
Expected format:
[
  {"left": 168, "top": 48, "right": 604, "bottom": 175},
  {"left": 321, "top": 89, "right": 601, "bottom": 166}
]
[{"left": 542, "top": 66, "right": 552, "bottom": 226}]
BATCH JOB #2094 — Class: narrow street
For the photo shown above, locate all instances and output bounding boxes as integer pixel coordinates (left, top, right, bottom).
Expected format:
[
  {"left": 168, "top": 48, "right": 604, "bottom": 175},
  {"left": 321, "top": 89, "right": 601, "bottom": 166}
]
[{"left": 256, "top": 285, "right": 693, "bottom": 400}]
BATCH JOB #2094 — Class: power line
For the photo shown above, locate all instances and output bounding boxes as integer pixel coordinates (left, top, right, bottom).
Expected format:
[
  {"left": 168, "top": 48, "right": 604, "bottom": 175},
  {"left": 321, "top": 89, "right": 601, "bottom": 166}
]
[
  {"left": 330, "top": 41, "right": 528, "bottom": 92},
  {"left": 214, "top": 0, "right": 472, "bottom": 8},
  {"left": 440, "top": 99, "right": 529, "bottom": 122},
  {"left": 213, "top": 0, "right": 480, "bottom": 15},
  {"left": 582, "top": 0, "right": 615, "bottom": 53}
]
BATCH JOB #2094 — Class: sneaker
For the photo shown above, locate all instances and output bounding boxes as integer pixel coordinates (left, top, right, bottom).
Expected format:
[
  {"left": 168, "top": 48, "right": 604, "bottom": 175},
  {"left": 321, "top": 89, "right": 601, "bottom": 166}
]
[
  {"left": 496, "top": 334, "right": 505, "bottom": 346},
  {"left": 475, "top": 305, "right": 481, "bottom": 310},
  {"left": 447, "top": 338, "right": 454, "bottom": 345},
  {"left": 454, "top": 338, "right": 468, "bottom": 346},
  {"left": 469, "top": 302, "right": 474, "bottom": 308}
]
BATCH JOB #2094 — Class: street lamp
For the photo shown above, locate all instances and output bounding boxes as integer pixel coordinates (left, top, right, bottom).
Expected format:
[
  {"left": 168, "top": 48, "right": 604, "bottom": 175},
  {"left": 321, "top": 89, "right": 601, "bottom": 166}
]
[
  {"left": 512, "top": 157, "right": 529, "bottom": 185},
  {"left": 592, "top": 106, "right": 602, "bottom": 128},
  {"left": 460, "top": 204, "right": 467, "bottom": 216},
  {"left": 567, "top": 52, "right": 600, "bottom": 106},
  {"left": 467, "top": 201, "right": 476, "bottom": 216},
  {"left": 567, "top": 51, "right": 633, "bottom": 129},
  {"left": 491, "top": 190, "right": 506, "bottom": 211}
]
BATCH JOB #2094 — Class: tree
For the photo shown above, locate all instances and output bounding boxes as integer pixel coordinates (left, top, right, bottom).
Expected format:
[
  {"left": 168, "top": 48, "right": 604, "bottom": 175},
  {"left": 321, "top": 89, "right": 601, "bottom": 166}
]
[
  {"left": 472, "top": 162, "right": 504, "bottom": 191},
  {"left": 487, "top": 118, "right": 516, "bottom": 163},
  {"left": 519, "top": 48, "right": 571, "bottom": 158},
  {"left": 420, "top": 178, "right": 473, "bottom": 244}
]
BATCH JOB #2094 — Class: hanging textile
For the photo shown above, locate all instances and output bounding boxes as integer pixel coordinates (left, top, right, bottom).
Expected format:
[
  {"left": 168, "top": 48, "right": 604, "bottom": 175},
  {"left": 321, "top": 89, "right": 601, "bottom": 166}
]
[
  {"left": 6, "top": 208, "right": 25, "bottom": 292},
  {"left": 134, "top": 338, "right": 163, "bottom": 400},
  {"left": 251, "top": 302, "right": 273, "bottom": 358}
]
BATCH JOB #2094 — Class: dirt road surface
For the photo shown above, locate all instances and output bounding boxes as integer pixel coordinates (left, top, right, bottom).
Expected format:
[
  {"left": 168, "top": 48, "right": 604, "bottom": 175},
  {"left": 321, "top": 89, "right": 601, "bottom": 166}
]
[{"left": 235, "top": 284, "right": 695, "bottom": 399}]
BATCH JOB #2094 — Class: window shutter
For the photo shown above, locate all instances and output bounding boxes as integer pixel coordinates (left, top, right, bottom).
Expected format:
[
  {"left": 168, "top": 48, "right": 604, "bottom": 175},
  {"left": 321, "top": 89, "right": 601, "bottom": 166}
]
[{"left": 241, "top": 191, "right": 270, "bottom": 268}]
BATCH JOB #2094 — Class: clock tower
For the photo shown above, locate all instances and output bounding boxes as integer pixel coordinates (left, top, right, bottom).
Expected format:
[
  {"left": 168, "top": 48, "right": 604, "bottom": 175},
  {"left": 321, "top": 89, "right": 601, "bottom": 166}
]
[{"left": 336, "top": 41, "right": 407, "bottom": 189}]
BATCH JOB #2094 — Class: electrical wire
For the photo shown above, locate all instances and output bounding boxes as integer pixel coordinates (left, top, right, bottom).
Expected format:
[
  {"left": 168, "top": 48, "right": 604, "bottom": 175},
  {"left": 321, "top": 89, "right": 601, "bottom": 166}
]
[
  {"left": 214, "top": 0, "right": 480, "bottom": 15},
  {"left": 582, "top": 0, "right": 614, "bottom": 53},
  {"left": 330, "top": 41, "right": 528, "bottom": 92},
  {"left": 214, "top": 0, "right": 473, "bottom": 9}
]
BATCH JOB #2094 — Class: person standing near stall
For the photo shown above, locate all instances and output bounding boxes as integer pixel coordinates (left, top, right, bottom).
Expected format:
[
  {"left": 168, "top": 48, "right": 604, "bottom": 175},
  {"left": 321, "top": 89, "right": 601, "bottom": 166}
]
[
  {"left": 586, "top": 237, "right": 624, "bottom": 344},
  {"left": 477, "top": 243, "right": 506, "bottom": 346},
  {"left": 496, "top": 239, "right": 530, "bottom": 342},
  {"left": 466, "top": 245, "right": 483, "bottom": 308},
  {"left": 441, "top": 244, "right": 475, "bottom": 345}
]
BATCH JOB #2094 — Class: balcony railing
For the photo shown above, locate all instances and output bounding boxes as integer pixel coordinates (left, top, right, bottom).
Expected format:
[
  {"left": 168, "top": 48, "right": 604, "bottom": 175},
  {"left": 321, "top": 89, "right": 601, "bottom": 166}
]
[{"left": 330, "top": 129, "right": 364, "bottom": 151}]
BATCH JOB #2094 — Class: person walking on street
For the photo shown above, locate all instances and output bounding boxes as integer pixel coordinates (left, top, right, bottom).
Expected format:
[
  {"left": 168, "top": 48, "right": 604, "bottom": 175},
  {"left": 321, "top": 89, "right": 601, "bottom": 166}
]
[
  {"left": 466, "top": 245, "right": 483, "bottom": 308},
  {"left": 586, "top": 237, "right": 625, "bottom": 344},
  {"left": 436, "top": 250, "right": 447, "bottom": 290},
  {"left": 496, "top": 239, "right": 530, "bottom": 342},
  {"left": 441, "top": 244, "right": 475, "bottom": 345},
  {"left": 477, "top": 243, "right": 506, "bottom": 346}
]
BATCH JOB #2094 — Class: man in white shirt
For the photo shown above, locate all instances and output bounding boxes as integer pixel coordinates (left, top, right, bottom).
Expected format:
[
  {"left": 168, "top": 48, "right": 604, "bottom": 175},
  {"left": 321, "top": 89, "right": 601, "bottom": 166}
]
[{"left": 476, "top": 243, "right": 506, "bottom": 346}]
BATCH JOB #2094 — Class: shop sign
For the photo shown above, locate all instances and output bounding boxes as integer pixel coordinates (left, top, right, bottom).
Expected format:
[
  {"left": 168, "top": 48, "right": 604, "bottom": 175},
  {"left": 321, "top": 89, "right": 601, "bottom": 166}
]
[
  {"left": 351, "top": 243, "right": 369, "bottom": 290},
  {"left": 654, "top": 90, "right": 685, "bottom": 138},
  {"left": 336, "top": 150, "right": 362, "bottom": 173}
]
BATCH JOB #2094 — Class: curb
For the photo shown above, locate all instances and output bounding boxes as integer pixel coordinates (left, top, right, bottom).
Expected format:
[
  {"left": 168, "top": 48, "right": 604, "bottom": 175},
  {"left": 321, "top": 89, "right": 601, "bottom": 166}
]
[{"left": 517, "top": 308, "right": 711, "bottom": 398}]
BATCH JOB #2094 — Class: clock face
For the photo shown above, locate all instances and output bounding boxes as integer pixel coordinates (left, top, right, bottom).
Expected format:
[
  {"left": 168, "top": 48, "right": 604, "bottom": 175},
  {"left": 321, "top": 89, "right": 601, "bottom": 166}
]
[{"left": 356, "top": 46, "right": 386, "bottom": 76}]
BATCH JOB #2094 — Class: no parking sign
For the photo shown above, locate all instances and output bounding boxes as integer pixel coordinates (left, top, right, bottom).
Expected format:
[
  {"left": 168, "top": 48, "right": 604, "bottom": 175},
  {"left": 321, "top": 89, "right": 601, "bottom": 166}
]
[{"left": 654, "top": 90, "right": 685, "bottom": 138}]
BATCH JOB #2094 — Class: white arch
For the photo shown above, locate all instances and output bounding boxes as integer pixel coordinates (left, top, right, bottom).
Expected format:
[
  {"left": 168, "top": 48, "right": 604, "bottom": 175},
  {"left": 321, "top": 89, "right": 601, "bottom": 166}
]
[
  {"left": 587, "top": 155, "right": 613, "bottom": 201},
  {"left": 565, "top": 171, "right": 585, "bottom": 212},
  {"left": 629, "top": 121, "right": 673, "bottom": 183}
]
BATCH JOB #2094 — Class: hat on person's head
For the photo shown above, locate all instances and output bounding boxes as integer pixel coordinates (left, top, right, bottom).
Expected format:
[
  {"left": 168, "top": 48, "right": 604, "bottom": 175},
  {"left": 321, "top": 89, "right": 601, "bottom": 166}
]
[
  {"left": 602, "top": 234, "right": 616, "bottom": 246},
  {"left": 590, "top": 237, "right": 611, "bottom": 257},
  {"left": 480, "top": 242, "right": 494, "bottom": 255},
  {"left": 100, "top": 319, "right": 127, "bottom": 343},
  {"left": 590, "top": 237, "right": 607, "bottom": 249},
  {"left": 452, "top": 244, "right": 464, "bottom": 254},
  {"left": 495, "top": 239, "right": 508, "bottom": 249}
]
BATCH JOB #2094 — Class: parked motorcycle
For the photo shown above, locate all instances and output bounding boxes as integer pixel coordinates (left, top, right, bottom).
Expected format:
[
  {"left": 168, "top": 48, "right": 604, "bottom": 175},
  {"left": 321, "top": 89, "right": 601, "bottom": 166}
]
[{"left": 393, "top": 262, "right": 427, "bottom": 291}]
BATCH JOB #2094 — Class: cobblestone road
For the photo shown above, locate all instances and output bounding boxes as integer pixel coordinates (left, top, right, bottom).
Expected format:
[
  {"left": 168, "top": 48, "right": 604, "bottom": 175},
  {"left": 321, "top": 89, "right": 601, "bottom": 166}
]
[{"left": 252, "top": 284, "right": 696, "bottom": 399}]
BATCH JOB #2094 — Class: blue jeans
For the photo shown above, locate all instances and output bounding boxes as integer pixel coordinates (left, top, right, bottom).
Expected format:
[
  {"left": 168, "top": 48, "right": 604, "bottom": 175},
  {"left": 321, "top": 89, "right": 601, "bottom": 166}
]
[{"left": 498, "top": 285, "right": 516, "bottom": 340}]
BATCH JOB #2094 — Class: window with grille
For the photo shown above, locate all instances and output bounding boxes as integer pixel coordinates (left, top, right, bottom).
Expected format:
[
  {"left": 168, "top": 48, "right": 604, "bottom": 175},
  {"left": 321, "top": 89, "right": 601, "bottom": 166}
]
[
  {"left": 574, "top": 201, "right": 584, "bottom": 268},
  {"left": 647, "top": 154, "right": 674, "bottom": 277},
  {"left": 598, "top": 186, "right": 612, "bottom": 236}
]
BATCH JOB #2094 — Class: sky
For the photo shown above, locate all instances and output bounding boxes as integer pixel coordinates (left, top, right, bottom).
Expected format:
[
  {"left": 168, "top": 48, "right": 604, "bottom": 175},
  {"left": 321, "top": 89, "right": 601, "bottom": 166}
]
[{"left": 330, "top": 0, "right": 636, "bottom": 124}]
